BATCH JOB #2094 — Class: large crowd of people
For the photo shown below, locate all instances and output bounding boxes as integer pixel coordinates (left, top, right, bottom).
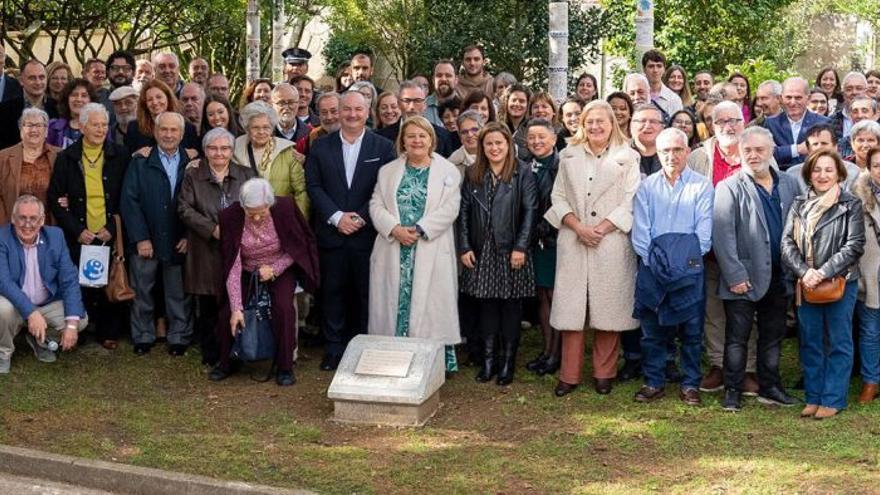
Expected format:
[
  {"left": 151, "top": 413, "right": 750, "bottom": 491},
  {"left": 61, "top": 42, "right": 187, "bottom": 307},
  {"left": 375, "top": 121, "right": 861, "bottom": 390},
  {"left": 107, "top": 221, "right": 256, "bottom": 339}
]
[{"left": 1, "top": 41, "right": 879, "bottom": 421}]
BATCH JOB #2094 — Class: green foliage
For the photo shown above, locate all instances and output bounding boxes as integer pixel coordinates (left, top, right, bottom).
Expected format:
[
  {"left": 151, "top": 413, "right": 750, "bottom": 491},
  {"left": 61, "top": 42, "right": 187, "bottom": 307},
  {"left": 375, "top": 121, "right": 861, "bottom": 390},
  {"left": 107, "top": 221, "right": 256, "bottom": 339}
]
[
  {"left": 725, "top": 57, "right": 800, "bottom": 91},
  {"left": 321, "top": 30, "right": 376, "bottom": 78},
  {"left": 322, "top": 0, "right": 611, "bottom": 88}
]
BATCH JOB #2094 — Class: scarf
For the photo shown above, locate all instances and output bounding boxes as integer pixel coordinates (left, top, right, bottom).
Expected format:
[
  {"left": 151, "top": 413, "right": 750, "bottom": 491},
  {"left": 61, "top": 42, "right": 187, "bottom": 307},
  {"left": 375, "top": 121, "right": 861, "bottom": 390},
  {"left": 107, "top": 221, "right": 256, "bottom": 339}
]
[
  {"left": 251, "top": 138, "right": 275, "bottom": 175},
  {"left": 794, "top": 183, "right": 840, "bottom": 265}
]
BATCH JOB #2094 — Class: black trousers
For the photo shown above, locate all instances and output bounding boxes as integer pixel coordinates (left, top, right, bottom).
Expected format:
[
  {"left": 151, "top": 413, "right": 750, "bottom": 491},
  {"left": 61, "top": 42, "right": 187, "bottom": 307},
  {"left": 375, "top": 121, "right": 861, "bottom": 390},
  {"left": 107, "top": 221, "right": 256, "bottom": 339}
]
[
  {"left": 722, "top": 281, "right": 787, "bottom": 392},
  {"left": 319, "top": 246, "right": 370, "bottom": 357},
  {"left": 194, "top": 294, "right": 220, "bottom": 365},
  {"left": 479, "top": 298, "right": 522, "bottom": 349},
  {"left": 458, "top": 292, "right": 481, "bottom": 357},
  {"left": 82, "top": 287, "right": 127, "bottom": 342}
]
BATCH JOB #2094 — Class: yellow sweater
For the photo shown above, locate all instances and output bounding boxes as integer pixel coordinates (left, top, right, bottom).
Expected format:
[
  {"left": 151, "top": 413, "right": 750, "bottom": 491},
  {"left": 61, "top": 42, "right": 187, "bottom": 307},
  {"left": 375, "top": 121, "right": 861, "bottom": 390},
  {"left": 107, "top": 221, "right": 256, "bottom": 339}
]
[{"left": 82, "top": 141, "right": 106, "bottom": 232}]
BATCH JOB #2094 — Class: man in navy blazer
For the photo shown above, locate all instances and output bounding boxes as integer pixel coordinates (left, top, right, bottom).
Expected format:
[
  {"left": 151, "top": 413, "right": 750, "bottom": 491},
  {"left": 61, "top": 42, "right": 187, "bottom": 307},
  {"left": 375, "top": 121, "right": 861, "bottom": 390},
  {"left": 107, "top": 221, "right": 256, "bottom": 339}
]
[
  {"left": 763, "top": 77, "right": 830, "bottom": 170},
  {"left": 305, "top": 91, "right": 395, "bottom": 370},
  {"left": 0, "top": 196, "right": 87, "bottom": 373}
]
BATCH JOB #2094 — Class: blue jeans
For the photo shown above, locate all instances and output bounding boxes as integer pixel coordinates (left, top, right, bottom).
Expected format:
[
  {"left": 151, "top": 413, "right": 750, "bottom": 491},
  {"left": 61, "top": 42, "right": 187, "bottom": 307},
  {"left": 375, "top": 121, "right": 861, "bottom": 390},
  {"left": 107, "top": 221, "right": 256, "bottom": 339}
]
[
  {"left": 856, "top": 301, "right": 880, "bottom": 384},
  {"left": 799, "top": 282, "right": 857, "bottom": 410},
  {"left": 640, "top": 309, "right": 704, "bottom": 390}
]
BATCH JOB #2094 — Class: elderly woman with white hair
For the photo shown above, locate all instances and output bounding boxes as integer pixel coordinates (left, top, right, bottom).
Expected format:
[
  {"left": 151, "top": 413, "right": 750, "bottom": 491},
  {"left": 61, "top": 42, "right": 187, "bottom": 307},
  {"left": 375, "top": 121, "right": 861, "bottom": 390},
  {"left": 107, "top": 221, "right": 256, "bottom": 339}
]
[
  {"left": 47, "top": 103, "right": 130, "bottom": 349},
  {"left": 0, "top": 108, "right": 59, "bottom": 224},
  {"left": 211, "top": 178, "right": 319, "bottom": 386},
  {"left": 233, "top": 101, "right": 309, "bottom": 217},
  {"left": 178, "top": 128, "right": 257, "bottom": 365},
  {"left": 847, "top": 119, "right": 880, "bottom": 170}
]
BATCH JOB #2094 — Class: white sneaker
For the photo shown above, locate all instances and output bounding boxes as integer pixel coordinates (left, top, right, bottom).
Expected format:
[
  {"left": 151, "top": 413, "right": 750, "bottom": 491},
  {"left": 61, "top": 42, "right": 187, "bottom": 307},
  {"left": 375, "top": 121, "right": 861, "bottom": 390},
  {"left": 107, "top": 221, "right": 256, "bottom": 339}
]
[{"left": 0, "top": 357, "right": 10, "bottom": 374}]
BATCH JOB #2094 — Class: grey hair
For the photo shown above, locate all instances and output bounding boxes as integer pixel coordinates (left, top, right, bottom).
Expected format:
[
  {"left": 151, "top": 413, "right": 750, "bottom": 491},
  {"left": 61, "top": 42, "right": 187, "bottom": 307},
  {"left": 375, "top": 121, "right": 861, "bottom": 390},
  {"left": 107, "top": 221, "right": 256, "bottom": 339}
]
[
  {"left": 201, "top": 127, "right": 235, "bottom": 150},
  {"left": 851, "top": 119, "right": 880, "bottom": 141},
  {"left": 181, "top": 82, "right": 205, "bottom": 99},
  {"left": 239, "top": 101, "right": 279, "bottom": 131},
  {"left": 349, "top": 81, "right": 377, "bottom": 100},
  {"left": 624, "top": 73, "right": 650, "bottom": 90},
  {"left": 239, "top": 177, "right": 276, "bottom": 208},
  {"left": 656, "top": 127, "right": 689, "bottom": 148},
  {"left": 18, "top": 107, "right": 49, "bottom": 129},
  {"left": 151, "top": 52, "right": 179, "bottom": 66},
  {"left": 154, "top": 111, "right": 185, "bottom": 130},
  {"left": 843, "top": 71, "right": 868, "bottom": 87},
  {"left": 79, "top": 102, "right": 110, "bottom": 126},
  {"left": 456, "top": 109, "right": 484, "bottom": 128},
  {"left": 494, "top": 72, "right": 517, "bottom": 87},
  {"left": 739, "top": 126, "right": 775, "bottom": 149},
  {"left": 852, "top": 95, "right": 879, "bottom": 112},
  {"left": 396, "top": 80, "right": 425, "bottom": 98},
  {"left": 782, "top": 76, "right": 809, "bottom": 94},
  {"left": 316, "top": 91, "right": 341, "bottom": 108},
  {"left": 12, "top": 194, "right": 45, "bottom": 217},
  {"left": 271, "top": 82, "right": 299, "bottom": 99},
  {"left": 757, "top": 80, "right": 782, "bottom": 96},
  {"left": 711, "top": 100, "right": 744, "bottom": 123},
  {"left": 632, "top": 103, "right": 662, "bottom": 117}
]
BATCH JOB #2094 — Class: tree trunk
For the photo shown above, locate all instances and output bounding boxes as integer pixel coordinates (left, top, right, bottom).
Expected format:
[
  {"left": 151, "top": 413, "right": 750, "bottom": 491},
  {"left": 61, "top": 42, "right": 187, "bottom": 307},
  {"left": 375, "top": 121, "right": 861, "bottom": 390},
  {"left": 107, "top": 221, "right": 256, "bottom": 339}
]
[
  {"left": 634, "top": 0, "right": 654, "bottom": 65},
  {"left": 246, "top": 0, "right": 261, "bottom": 81}
]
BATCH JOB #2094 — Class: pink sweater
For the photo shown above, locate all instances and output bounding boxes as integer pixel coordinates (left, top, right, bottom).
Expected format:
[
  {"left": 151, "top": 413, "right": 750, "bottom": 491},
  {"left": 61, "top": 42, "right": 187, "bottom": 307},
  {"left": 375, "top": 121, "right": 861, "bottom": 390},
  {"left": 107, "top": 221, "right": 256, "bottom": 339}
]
[{"left": 226, "top": 215, "right": 294, "bottom": 312}]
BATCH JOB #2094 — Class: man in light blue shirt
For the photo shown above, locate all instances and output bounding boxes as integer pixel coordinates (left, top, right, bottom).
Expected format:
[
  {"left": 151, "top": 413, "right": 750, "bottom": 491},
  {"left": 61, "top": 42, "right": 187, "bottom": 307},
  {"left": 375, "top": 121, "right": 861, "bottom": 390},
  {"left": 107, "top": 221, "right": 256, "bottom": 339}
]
[{"left": 632, "top": 127, "right": 713, "bottom": 406}]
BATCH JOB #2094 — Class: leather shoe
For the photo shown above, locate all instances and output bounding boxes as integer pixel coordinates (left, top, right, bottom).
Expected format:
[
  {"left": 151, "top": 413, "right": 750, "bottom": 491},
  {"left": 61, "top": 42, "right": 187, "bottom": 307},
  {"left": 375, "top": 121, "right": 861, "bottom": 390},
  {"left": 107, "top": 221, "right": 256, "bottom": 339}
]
[
  {"left": 618, "top": 359, "right": 642, "bottom": 381},
  {"left": 133, "top": 343, "right": 152, "bottom": 356},
  {"left": 209, "top": 365, "right": 231, "bottom": 381},
  {"left": 742, "top": 372, "right": 759, "bottom": 396},
  {"left": 554, "top": 381, "right": 577, "bottom": 397},
  {"left": 594, "top": 378, "right": 613, "bottom": 395},
  {"left": 276, "top": 370, "right": 296, "bottom": 386},
  {"left": 699, "top": 366, "right": 723, "bottom": 392},
  {"left": 757, "top": 387, "right": 799, "bottom": 407},
  {"left": 320, "top": 354, "right": 341, "bottom": 371},
  {"left": 525, "top": 354, "right": 547, "bottom": 373},
  {"left": 859, "top": 383, "right": 879, "bottom": 404},
  {"left": 813, "top": 406, "right": 839, "bottom": 420},
  {"left": 536, "top": 357, "right": 560, "bottom": 376},
  {"left": 634, "top": 385, "right": 665, "bottom": 402},
  {"left": 168, "top": 344, "right": 188, "bottom": 356},
  {"left": 100, "top": 340, "right": 118, "bottom": 350},
  {"left": 801, "top": 404, "right": 819, "bottom": 417},
  {"left": 721, "top": 388, "right": 741, "bottom": 412},
  {"left": 679, "top": 387, "right": 701, "bottom": 406}
]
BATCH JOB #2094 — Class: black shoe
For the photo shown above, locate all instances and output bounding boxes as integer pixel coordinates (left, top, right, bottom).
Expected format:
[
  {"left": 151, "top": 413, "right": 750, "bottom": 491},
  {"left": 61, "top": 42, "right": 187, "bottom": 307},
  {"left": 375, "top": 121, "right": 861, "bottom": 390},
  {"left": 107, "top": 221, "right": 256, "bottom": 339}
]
[
  {"left": 168, "top": 344, "right": 188, "bottom": 356},
  {"left": 665, "top": 361, "right": 683, "bottom": 383},
  {"left": 475, "top": 334, "right": 497, "bottom": 383},
  {"left": 594, "top": 378, "right": 613, "bottom": 395},
  {"left": 634, "top": 385, "right": 665, "bottom": 402},
  {"left": 554, "top": 381, "right": 577, "bottom": 397},
  {"left": 536, "top": 356, "right": 560, "bottom": 376},
  {"left": 133, "top": 343, "right": 152, "bottom": 356},
  {"left": 525, "top": 354, "right": 547, "bottom": 373},
  {"left": 618, "top": 359, "right": 642, "bottom": 381},
  {"left": 208, "top": 365, "right": 231, "bottom": 381},
  {"left": 721, "top": 388, "right": 742, "bottom": 412},
  {"left": 496, "top": 343, "right": 518, "bottom": 386},
  {"left": 320, "top": 354, "right": 341, "bottom": 371},
  {"left": 276, "top": 370, "right": 296, "bottom": 386},
  {"left": 757, "top": 386, "right": 799, "bottom": 407}
]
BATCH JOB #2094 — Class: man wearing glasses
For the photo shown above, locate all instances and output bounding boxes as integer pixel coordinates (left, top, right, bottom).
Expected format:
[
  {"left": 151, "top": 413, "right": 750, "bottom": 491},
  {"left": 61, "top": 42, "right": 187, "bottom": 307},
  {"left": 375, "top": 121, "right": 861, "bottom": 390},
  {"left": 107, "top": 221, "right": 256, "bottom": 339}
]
[
  {"left": 0, "top": 195, "right": 87, "bottom": 374},
  {"left": 272, "top": 83, "right": 309, "bottom": 144},
  {"left": 376, "top": 80, "right": 454, "bottom": 158},
  {"left": 763, "top": 77, "right": 830, "bottom": 170}
]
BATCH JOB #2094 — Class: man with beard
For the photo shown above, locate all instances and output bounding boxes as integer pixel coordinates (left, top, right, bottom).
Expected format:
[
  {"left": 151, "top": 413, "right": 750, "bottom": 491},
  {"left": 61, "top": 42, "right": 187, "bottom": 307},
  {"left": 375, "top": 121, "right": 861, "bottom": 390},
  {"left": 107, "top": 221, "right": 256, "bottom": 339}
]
[
  {"left": 133, "top": 60, "right": 154, "bottom": 92},
  {"left": 749, "top": 80, "right": 782, "bottom": 128},
  {"left": 103, "top": 51, "right": 136, "bottom": 113},
  {"left": 271, "top": 83, "right": 309, "bottom": 145},
  {"left": 350, "top": 52, "right": 383, "bottom": 94},
  {"left": 188, "top": 58, "right": 209, "bottom": 86},
  {"left": 179, "top": 83, "right": 205, "bottom": 129},
  {"left": 425, "top": 59, "right": 458, "bottom": 127},
  {"left": 692, "top": 71, "right": 714, "bottom": 111},
  {"left": 108, "top": 86, "right": 139, "bottom": 146},
  {"left": 455, "top": 45, "right": 494, "bottom": 101},
  {"left": 297, "top": 92, "right": 341, "bottom": 156}
]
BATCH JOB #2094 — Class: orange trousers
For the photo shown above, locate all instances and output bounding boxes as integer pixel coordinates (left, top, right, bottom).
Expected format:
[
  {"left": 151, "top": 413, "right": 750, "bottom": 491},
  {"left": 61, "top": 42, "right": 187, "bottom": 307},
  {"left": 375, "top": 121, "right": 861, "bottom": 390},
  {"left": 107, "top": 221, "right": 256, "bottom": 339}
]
[{"left": 559, "top": 329, "right": 621, "bottom": 384}]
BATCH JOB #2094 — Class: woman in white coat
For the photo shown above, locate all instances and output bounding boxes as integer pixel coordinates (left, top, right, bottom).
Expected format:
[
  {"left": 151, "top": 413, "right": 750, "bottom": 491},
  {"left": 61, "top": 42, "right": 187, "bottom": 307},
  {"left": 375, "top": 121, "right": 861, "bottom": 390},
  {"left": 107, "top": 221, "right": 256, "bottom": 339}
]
[
  {"left": 368, "top": 116, "right": 463, "bottom": 372},
  {"left": 544, "top": 99, "right": 641, "bottom": 397}
]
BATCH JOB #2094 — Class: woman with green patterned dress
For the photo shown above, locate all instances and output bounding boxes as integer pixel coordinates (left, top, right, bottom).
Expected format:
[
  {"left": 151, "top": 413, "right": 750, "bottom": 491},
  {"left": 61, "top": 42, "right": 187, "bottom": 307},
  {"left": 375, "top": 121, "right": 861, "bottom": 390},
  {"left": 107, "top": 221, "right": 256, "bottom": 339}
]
[{"left": 368, "top": 116, "right": 463, "bottom": 372}]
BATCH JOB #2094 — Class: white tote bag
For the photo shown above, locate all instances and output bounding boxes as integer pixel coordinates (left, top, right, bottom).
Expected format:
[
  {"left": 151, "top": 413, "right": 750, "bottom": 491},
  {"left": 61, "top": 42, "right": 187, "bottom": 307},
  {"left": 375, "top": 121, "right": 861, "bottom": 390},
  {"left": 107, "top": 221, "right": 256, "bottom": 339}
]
[{"left": 78, "top": 245, "right": 111, "bottom": 287}]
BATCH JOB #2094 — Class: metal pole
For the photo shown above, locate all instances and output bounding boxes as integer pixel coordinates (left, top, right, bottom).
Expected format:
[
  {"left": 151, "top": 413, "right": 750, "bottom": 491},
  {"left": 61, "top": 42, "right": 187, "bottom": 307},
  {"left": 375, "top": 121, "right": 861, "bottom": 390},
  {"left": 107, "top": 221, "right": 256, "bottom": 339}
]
[
  {"left": 634, "top": 0, "right": 654, "bottom": 65},
  {"left": 548, "top": 1, "right": 569, "bottom": 104},
  {"left": 246, "top": 0, "right": 261, "bottom": 82},
  {"left": 272, "top": 0, "right": 285, "bottom": 82}
]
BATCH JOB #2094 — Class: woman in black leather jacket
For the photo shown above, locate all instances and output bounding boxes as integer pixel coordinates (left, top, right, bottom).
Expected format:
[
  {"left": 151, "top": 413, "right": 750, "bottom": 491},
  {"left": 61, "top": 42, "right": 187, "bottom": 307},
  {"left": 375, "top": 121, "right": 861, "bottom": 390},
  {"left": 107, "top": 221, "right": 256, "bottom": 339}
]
[
  {"left": 458, "top": 122, "right": 537, "bottom": 386},
  {"left": 782, "top": 149, "right": 865, "bottom": 419}
]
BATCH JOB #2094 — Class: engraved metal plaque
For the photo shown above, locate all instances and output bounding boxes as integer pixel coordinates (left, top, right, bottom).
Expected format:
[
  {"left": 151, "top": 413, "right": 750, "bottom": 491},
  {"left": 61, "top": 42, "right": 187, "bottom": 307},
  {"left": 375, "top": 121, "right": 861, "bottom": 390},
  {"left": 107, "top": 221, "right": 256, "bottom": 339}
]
[{"left": 354, "top": 349, "right": 414, "bottom": 378}]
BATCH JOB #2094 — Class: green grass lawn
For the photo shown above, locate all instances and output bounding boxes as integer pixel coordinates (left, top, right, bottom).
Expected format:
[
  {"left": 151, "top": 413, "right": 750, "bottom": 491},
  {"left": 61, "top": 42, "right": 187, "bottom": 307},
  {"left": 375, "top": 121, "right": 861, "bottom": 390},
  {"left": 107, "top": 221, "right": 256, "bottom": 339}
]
[{"left": 1, "top": 332, "right": 879, "bottom": 494}]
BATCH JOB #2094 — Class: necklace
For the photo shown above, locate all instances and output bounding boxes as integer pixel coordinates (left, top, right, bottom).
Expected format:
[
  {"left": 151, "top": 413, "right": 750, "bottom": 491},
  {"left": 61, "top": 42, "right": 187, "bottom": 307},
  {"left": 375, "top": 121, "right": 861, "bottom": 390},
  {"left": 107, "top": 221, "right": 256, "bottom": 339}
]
[{"left": 82, "top": 148, "right": 104, "bottom": 169}]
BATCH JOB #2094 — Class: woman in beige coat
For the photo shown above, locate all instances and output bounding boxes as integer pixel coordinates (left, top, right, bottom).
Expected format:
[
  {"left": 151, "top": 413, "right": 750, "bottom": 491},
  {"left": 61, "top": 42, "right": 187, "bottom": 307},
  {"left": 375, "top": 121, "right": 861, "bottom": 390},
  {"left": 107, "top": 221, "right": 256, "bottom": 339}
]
[
  {"left": 368, "top": 116, "right": 463, "bottom": 372},
  {"left": 545, "top": 99, "right": 641, "bottom": 396}
]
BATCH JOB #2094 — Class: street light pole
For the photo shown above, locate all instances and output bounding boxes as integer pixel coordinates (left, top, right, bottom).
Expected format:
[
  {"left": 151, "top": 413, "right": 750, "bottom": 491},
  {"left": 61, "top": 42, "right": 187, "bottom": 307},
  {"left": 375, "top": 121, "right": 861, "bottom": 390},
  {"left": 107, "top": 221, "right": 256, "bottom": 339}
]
[
  {"left": 549, "top": 1, "right": 569, "bottom": 105},
  {"left": 635, "top": 0, "right": 654, "bottom": 64},
  {"left": 246, "top": 0, "right": 261, "bottom": 82}
]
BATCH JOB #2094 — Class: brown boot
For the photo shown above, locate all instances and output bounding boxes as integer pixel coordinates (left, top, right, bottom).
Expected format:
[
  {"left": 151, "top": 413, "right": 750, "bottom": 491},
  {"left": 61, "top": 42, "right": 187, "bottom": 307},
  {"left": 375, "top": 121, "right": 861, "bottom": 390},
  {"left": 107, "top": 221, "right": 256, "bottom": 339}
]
[
  {"left": 699, "top": 366, "right": 723, "bottom": 392},
  {"left": 859, "top": 383, "right": 879, "bottom": 404},
  {"left": 813, "top": 406, "right": 839, "bottom": 420},
  {"left": 742, "top": 372, "right": 759, "bottom": 397}
]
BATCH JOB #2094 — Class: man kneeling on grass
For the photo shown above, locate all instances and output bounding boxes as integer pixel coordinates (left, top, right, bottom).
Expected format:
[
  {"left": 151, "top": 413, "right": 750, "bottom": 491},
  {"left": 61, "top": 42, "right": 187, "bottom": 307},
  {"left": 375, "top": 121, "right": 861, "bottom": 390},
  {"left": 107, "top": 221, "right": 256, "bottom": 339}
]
[{"left": 0, "top": 195, "right": 87, "bottom": 373}]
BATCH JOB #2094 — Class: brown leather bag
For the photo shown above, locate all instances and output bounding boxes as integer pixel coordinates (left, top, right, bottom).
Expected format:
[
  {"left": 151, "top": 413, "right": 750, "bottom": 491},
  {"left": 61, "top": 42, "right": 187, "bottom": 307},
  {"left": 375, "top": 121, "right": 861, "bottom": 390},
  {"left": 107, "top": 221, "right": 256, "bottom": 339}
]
[
  {"left": 105, "top": 215, "right": 135, "bottom": 302},
  {"left": 797, "top": 255, "right": 846, "bottom": 305}
]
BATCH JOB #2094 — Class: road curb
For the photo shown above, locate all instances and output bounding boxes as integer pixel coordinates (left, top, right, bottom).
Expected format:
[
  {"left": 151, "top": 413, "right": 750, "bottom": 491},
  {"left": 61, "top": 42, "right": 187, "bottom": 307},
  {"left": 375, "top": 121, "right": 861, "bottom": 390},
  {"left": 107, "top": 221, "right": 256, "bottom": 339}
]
[{"left": 0, "top": 444, "right": 314, "bottom": 495}]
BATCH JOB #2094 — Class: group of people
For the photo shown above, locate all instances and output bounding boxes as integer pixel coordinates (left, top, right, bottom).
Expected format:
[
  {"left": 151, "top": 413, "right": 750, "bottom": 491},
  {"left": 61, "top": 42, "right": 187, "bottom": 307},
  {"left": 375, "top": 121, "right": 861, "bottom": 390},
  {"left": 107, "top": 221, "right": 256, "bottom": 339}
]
[{"left": 0, "top": 42, "right": 879, "bottom": 421}]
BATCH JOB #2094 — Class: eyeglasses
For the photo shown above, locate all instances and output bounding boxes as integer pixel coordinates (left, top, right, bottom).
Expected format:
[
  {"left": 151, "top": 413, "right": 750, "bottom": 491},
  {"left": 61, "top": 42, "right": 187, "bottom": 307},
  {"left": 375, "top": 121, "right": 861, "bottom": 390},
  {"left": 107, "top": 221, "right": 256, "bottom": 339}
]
[
  {"left": 22, "top": 122, "right": 47, "bottom": 129},
  {"left": 274, "top": 99, "right": 299, "bottom": 107},
  {"left": 715, "top": 118, "right": 743, "bottom": 128},
  {"left": 205, "top": 145, "right": 233, "bottom": 153},
  {"left": 632, "top": 118, "right": 663, "bottom": 127},
  {"left": 460, "top": 127, "right": 480, "bottom": 136},
  {"left": 14, "top": 215, "right": 43, "bottom": 226},
  {"left": 109, "top": 65, "right": 133, "bottom": 73}
]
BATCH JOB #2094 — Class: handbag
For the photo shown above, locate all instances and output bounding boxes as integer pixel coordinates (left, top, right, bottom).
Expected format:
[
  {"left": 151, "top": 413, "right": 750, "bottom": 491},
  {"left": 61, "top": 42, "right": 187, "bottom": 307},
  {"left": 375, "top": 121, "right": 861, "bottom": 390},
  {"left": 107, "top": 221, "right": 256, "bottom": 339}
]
[
  {"left": 105, "top": 215, "right": 135, "bottom": 302},
  {"left": 231, "top": 272, "right": 276, "bottom": 362},
  {"left": 797, "top": 255, "right": 846, "bottom": 305}
]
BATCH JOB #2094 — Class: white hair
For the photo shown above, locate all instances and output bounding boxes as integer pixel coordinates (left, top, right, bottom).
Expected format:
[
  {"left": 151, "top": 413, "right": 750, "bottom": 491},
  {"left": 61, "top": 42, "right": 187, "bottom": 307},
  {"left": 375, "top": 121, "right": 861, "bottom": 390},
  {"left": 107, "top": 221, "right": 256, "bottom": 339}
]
[
  {"left": 757, "top": 80, "right": 782, "bottom": 96},
  {"left": 271, "top": 82, "right": 299, "bottom": 99},
  {"left": 843, "top": 71, "right": 868, "bottom": 87},
  {"left": 201, "top": 127, "right": 235, "bottom": 150},
  {"left": 656, "top": 127, "right": 689, "bottom": 149},
  {"left": 711, "top": 100, "right": 744, "bottom": 123},
  {"left": 154, "top": 111, "right": 185, "bottom": 130},
  {"left": 79, "top": 103, "right": 110, "bottom": 126},
  {"left": 851, "top": 119, "right": 880, "bottom": 141},
  {"left": 623, "top": 73, "right": 650, "bottom": 90},
  {"left": 239, "top": 101, "right": 279, "bottom": 131},
  {"left": 739, "top": 126, "right": 775, "bottom": 149},
  {"left": 239, "top": 178, "right": 276, "bottom": 208},
  {"left": 181, "top": 82, "right": 205, "bottom": 99},
  {"left": 12, "top": 194, "right": 45, "bottom": 217},
  {"left": 18, "top": 107, "right": 49, "bottom": 128},
  {"left": 152, "top": 52, "right": 179, "bottom": 66}
]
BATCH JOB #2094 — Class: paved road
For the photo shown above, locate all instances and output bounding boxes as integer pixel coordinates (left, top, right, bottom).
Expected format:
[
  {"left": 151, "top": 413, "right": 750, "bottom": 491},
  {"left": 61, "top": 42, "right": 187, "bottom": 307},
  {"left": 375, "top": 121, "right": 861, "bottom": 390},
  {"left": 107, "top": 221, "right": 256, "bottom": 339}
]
[{"left": 0, "top": 473, "right": 115, "bottom": 494}]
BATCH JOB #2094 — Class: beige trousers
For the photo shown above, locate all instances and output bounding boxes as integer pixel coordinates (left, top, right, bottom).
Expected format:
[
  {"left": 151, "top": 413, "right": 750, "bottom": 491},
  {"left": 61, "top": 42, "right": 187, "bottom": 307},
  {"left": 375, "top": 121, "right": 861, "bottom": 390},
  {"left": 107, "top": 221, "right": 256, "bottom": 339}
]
[{"left": 0, "top": 296, "right": 88, "bottom": 360}]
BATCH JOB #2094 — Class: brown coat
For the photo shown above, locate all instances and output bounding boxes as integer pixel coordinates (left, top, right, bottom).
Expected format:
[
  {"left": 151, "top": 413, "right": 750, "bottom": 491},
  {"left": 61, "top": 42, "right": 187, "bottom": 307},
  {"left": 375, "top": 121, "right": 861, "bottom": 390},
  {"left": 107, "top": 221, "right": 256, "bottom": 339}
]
[
  {"left": 0, "top": 142, "right": 60, "bottom": 224},
  {"left": 177, "top": 160, "right": 257, "bottom": 295}
]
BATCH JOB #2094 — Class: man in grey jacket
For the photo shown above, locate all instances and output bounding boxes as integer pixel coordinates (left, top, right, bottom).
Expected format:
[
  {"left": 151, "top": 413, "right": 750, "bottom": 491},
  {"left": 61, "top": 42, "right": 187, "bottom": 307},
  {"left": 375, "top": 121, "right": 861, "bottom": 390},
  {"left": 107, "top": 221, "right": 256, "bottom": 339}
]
[{"left": 712, "top": 126, "right": 801, "bottom": 411}]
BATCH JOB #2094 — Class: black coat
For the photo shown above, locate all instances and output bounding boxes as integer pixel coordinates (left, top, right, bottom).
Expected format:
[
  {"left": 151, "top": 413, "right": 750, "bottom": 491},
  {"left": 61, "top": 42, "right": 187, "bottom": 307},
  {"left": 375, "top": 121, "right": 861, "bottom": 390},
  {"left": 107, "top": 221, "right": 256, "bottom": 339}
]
[
  {"left": 782, "top": 191, "right": 866, "bottom": 282},
  {"left": 376, "top": 120, "right": 455, "bottom": 158},
  {"left": 0, "top": 96, "right": 60, "bottom": 150},
  {"left": 47, "top": 139, "right": 129, "bottom": 261},
  {"left": 119, "top": 145, "right": 189, "bottom": 264},
  {"left": 457, "top": 161, "right": 537, "bottom": 255},
  {"left": 530, "top": 152, "right": 559, "bottom": 248}
]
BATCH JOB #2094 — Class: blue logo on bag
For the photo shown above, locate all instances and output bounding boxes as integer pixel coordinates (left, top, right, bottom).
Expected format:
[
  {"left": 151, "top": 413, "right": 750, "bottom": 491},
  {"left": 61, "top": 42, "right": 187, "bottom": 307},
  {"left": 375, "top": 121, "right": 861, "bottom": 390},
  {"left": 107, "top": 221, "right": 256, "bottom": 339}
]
[{"left": 83, "top": 259, "right": 105, "bottom": 281}]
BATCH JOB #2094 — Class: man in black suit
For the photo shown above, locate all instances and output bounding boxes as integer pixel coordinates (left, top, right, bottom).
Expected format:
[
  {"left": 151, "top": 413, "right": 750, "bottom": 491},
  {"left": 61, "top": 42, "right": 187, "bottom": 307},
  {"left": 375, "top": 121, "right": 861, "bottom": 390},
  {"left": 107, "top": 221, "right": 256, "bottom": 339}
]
[
  {"left": 0, "top": 45, "right": 22, "bottom": 103},
  {"left": 305, "top": 91, "right": 395, "bottom": 370},
  {"left": 0, "top": 59, "right": 57, "bottom": 150},
  {"left": 376, "top": 80, "right": 456, "bottom": 157}
]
